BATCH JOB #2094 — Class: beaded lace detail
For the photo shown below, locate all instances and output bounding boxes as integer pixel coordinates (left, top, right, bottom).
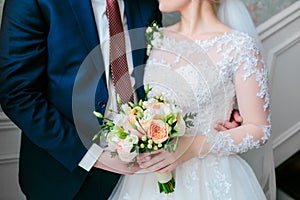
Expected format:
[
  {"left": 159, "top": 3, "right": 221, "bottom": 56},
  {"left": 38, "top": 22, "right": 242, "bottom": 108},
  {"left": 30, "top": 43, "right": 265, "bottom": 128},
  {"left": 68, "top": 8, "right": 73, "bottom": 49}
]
[
  {"left": 205, "top": 159, "right": 232, "bottom": 200},
  {"left": 115, "top": 30, "right": 269, "bottom": 200},
  {"left": 144, "top": 30, "right": 271, "bottom": 156}
]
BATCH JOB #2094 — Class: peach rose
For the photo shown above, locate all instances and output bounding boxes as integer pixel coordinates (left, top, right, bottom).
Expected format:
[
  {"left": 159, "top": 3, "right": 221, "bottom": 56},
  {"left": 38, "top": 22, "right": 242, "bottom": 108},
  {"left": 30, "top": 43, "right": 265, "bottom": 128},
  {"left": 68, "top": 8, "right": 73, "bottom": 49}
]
[
  {"left": 122, "top": 116, "right": 145, "bottom": 137},
  {"left": 147, "top": 120, "right": 169, "bottom": 144},
  {"left": 150, "top": 102, "right": 163, "bottom": 110}
]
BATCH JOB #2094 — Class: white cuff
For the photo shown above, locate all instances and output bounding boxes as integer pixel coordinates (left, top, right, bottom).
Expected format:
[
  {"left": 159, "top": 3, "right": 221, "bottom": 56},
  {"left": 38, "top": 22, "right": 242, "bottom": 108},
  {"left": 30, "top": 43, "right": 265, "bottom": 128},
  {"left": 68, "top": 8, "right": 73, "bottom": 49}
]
[{"left": 78, "top": 143, "right": 104, "bottom": 171}]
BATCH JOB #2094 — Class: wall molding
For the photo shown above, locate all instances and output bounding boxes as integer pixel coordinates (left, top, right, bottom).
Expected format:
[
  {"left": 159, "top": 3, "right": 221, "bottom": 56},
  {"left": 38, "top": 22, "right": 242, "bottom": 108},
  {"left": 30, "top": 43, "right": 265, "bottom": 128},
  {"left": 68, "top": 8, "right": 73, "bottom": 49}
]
[
  {"left": 267, "top": 32, "right": 300, "bottom": 84},
  {"left": 0, "top": 153, "right": 19, "bottom": 165},
  {"left": 257, "top": 1, "right": 300, "bottom": 40},
  {"left": 0, "top": 112, "right": 20, "bottom": 164},
  {"left": 0, "top": 112, "right": 19, "bottom": 131},
  {"left": 273, "top": 120, "right": 300, "bottom": 150},
  {"left": 255, "top": 1, "right": 300, "bottom": 165},
  {"left": 274, "top": 129, "right": 300, "bottom": 167}
]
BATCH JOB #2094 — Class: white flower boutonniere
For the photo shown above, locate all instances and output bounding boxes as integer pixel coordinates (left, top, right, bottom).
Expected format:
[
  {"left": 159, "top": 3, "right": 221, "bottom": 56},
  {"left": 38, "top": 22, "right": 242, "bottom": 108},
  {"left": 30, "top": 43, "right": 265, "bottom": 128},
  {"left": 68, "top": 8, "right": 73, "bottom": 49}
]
[{"left": 145, "top": 21, "right": 163, "bottom": 56}]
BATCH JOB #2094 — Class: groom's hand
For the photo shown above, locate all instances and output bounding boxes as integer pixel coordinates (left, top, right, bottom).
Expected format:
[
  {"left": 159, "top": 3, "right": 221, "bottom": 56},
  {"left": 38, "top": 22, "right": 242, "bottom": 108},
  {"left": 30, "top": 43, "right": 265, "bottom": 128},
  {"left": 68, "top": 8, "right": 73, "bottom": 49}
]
[
  {"left": 93, "top": 151, "right": 141, "bottom": 175},
  {"left": 214, "top": 109, "right": 243, "bottom": 131}
]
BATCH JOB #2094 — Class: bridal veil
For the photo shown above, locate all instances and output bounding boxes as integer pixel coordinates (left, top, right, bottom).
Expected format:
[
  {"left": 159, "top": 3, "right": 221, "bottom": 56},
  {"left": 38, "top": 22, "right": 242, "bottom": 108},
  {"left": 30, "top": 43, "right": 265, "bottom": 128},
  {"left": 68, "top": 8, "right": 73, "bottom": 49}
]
[{"left": 217, "top": 1, "right": 276, "bottom": 199}]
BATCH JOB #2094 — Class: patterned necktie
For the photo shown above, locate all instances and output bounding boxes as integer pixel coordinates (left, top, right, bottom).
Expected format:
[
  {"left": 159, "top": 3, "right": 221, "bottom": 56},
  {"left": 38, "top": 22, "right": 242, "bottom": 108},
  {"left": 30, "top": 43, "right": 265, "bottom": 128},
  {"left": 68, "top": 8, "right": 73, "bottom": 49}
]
[{"left": 106, "top": 0, "right": 134, "bottom": 104}]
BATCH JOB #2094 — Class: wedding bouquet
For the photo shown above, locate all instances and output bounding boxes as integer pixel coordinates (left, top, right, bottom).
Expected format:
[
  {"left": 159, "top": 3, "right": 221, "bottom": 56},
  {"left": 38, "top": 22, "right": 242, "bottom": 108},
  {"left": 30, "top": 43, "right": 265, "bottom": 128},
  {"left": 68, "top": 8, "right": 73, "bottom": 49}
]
[{"left": 93, "top": 86, "right": 196, "bottom": 194}]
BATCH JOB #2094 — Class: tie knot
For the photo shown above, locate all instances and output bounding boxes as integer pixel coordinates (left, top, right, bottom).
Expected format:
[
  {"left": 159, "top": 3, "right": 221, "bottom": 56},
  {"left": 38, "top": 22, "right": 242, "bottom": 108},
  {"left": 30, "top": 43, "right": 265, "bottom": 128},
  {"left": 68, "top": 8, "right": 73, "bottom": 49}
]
[
  {"left": 106, "top": 0, "right": 123, "bottom": 36},
  {"left": 106, "top": 0, "right": 120, "bottom": 18}
]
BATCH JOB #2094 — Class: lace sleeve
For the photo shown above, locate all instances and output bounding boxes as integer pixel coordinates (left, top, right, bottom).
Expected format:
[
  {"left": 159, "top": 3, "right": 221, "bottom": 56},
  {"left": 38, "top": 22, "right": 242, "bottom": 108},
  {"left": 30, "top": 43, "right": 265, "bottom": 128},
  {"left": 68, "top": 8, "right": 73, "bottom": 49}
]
[{"left": 207, "top": 38, "right": 271, "bottom": 156}]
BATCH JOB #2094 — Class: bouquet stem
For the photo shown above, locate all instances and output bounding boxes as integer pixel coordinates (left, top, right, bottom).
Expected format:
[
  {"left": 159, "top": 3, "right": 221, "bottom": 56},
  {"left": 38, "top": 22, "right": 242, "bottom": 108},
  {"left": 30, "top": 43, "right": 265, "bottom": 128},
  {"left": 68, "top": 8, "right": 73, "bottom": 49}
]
[{"left": 155, "top": 172, "right": 175, "bottom": 194}]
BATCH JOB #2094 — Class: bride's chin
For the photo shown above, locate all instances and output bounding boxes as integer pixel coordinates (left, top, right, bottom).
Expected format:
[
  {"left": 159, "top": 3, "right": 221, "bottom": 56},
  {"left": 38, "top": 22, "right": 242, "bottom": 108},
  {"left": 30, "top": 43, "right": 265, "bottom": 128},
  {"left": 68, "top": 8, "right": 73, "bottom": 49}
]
[
  {"left": 158, "top": 2, "right": 179, "bottom": 13},
  {"left": 158, "top": 5, "right": 171, "bottom": 13}
]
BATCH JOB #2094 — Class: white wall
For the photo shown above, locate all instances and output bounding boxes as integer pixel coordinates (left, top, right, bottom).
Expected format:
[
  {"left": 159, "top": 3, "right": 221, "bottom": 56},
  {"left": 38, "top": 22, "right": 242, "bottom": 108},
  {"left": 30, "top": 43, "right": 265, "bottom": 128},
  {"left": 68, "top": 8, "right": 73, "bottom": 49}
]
[
  {"left": 0, "top": 113, "right": 25, "bottom": 199},
  {"left": 257, "top": 1, "right": 300, "bottom": 167}
]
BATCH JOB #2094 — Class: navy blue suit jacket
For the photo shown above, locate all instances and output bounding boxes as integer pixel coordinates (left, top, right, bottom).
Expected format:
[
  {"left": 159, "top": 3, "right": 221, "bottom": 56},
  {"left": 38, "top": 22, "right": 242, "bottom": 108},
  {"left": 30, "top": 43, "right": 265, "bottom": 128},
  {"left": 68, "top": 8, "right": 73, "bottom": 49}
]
[{"left": 0, "top": 0, "right": 161, "bottom": 199}]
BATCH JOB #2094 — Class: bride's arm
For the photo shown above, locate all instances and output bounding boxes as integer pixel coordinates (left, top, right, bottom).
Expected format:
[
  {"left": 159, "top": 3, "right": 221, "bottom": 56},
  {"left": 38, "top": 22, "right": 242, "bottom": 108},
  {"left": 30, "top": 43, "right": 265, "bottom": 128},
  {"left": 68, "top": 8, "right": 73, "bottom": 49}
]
[
  {"left": 204, "top": 43, "right": 270, "bottom": 157},
  {"left": 139, "top": 39, "right": 270, "bottom": 173}
]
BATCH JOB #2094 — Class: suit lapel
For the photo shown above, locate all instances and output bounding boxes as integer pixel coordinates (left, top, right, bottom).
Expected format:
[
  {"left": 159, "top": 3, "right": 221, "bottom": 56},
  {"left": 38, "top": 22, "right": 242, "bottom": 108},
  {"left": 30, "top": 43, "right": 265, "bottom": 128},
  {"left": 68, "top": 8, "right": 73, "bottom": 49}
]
[
  {"left": 123, "top": 0, "right": 146, "bottom": 69},
  {"left": 68, "top": 0, "right": 99, "bottom": 51},
  {"left": 124, "top": 0, "right": 144, "bottom": 30},
  {"left": 68, "top": 0, "right": 107, "bottom": 90},
  {"left": 68, "top": 0, "right": 150, "bottom": 99},
  {"left": 124, "top": 0, "right": 147, "bottom": 99}
]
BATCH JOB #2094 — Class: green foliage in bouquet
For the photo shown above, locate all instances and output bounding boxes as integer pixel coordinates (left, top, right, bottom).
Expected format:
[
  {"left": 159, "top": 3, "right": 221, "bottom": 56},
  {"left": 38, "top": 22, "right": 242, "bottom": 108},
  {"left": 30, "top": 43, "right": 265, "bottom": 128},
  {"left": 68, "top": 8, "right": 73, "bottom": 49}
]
[{"left": 93, "top": 84, "right": 196, "bottom": 194}]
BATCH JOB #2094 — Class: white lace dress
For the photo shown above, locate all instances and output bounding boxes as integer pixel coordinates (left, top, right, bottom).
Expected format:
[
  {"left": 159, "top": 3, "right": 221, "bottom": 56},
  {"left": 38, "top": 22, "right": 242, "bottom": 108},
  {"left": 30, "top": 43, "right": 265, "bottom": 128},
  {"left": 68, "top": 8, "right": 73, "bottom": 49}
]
[{"left": 109, "top": 30, "right": 270, "bottom": 200}]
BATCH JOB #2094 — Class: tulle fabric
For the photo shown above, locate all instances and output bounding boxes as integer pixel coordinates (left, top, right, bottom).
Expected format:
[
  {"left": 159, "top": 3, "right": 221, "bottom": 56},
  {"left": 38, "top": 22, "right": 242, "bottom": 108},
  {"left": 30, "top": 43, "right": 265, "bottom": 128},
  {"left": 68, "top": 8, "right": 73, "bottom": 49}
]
[
  {"left": 109, "top": 29, "right": 269, "bottom": 200},
  {"left": 109, "top": 1, "right": 276, "bottom": 199},
  {"left": 217, "top": 0, "right": 263, "bottom": 52},
  {"left": 218, "top": 1, "right": 275, "bottom": 199},
  {"left": 110, "top": 155, "right": 266, "bottom": 200}
]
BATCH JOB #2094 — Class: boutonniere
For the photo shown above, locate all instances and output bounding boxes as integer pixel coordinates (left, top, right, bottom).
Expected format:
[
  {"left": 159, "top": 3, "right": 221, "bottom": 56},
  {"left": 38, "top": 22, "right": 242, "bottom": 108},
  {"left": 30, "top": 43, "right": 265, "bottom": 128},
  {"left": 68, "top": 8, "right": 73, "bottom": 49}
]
[{"left": 145, "top": 21, "right": 163, "bottom": 56}]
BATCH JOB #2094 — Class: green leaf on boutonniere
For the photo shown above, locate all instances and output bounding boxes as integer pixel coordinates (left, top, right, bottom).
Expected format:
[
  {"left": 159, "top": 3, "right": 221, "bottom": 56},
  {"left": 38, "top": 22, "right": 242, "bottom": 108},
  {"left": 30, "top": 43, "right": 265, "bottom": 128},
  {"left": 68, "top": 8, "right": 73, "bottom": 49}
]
[{"left": 145, "top": 21, "right": 162, "bottom": 56}]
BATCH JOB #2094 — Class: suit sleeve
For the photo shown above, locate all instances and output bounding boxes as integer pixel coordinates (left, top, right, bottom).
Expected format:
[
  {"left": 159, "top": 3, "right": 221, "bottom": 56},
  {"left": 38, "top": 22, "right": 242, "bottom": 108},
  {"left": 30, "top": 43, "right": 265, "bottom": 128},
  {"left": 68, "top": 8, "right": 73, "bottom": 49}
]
[{"left": 0, "top": 0, "right": 87, "bottom": 171}]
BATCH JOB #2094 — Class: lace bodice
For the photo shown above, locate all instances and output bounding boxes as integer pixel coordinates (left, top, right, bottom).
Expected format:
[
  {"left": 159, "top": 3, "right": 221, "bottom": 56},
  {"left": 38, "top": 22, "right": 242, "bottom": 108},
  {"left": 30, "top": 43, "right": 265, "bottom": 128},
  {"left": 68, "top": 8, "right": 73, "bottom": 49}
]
[{"left": 144, "top": 29, "right": 271, "bottom": 156}]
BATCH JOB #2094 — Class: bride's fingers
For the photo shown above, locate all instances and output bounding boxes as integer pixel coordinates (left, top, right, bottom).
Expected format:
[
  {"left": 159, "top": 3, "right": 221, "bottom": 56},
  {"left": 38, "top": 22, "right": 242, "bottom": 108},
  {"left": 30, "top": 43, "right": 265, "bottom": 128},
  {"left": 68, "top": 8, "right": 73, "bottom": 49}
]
[
  {"left": 139, "top": 153, "right": 166, "bottom": 168},
  {"left": 136, "top": 153, "right": 151, "bottom": 162},
  {"left": 140, "top": 152, "right": 180, "bottom": 172},
  {"left": 136, "top": 149, "right": 164, "bottom": 162},
  {"left": 141, "top": 158, "right": 172, "bottom": 172},
  {"left": 156, "top": 162, "right": 177, "bottom": 173}
]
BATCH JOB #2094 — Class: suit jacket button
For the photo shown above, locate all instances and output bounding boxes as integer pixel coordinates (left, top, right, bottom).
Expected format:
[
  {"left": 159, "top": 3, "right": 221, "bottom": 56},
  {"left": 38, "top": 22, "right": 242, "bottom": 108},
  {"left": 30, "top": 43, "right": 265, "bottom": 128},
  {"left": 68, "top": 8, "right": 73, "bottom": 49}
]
[{"left": 97, "top": 101, "right": 106, "bottom": 109}]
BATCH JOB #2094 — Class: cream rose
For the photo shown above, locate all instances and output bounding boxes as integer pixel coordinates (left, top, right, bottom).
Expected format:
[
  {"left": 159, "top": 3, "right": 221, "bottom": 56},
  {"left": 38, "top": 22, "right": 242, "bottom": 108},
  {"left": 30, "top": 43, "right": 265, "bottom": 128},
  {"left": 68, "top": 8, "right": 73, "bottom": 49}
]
[
  {"left": 117, "top": 134, "right": 138, "bottom": 162},
  {"left": 174, "top": 112, "right": 186, "bottom": 136}
]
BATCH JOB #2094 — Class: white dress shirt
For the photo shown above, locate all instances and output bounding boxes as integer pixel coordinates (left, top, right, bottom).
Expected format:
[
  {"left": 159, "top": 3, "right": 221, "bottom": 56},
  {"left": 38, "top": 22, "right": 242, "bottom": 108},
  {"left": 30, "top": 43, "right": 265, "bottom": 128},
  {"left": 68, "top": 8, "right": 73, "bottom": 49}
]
[{"left": 79, "top": 0, "right": 136, "bottom": 171}]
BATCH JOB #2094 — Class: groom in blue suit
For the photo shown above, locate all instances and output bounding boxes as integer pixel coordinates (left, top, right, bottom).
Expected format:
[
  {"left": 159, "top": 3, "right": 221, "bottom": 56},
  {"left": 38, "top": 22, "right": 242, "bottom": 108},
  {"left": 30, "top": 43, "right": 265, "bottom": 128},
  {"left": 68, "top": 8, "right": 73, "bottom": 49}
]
[{"left": 0, "top": 0, "right": 161, "bottom": 199}]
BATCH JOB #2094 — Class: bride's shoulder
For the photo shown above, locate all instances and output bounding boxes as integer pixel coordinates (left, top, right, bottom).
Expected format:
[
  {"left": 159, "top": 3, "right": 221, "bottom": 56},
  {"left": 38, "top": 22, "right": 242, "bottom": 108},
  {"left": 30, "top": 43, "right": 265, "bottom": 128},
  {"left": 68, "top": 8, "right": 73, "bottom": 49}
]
[
  {"left": 229, "top": 30, "right": 259, "bottom": 49},
  {"left": 230, "top": 30, "right": 256, "bottom": 43}
]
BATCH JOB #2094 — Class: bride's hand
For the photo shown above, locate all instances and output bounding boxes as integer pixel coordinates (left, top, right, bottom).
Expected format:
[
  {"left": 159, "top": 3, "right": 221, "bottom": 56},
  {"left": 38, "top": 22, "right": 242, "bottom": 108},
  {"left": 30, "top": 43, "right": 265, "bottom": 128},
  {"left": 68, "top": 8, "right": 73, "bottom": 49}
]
[
  {"left": 137, "top": 135, "right": 207, "bottom": 173},
  {"left": 94, "top": 151, "right": 141, "bottom": 175}
]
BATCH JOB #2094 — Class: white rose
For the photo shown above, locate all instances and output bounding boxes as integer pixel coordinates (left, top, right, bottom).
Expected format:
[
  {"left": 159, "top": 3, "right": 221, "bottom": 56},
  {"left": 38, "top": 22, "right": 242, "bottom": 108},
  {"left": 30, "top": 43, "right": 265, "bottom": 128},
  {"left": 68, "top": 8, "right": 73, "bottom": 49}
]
[
  {"left": 107, "top": 132, "right": 120, "bottom": 143},
  {"left": 170, "top": 104, "right": 182, "bottom": 116},
  {"left": 143, "top": 108, "right": 155, "bottom": 121},
  {"left": 124, "top": 134, "right": 139, "bottom": 145},
  {"left": 160, "top": 104, "right": 172, "bottom": 116},
  {"left": 174, "top": 112, "right": 186, "bottom": 136},
  {"left": 116, "top": 135, "right": 138, "bottom": 162},
  {"left": 106, "top": 133, "right": 120, "bottom": 151}
]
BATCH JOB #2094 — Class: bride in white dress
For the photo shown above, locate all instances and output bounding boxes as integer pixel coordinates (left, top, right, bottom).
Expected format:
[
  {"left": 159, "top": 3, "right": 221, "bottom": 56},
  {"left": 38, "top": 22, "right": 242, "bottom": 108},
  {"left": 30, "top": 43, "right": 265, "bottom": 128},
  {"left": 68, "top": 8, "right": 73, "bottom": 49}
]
[{"left": 109, "top": 0, "right": 272, "bottom": 199}]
